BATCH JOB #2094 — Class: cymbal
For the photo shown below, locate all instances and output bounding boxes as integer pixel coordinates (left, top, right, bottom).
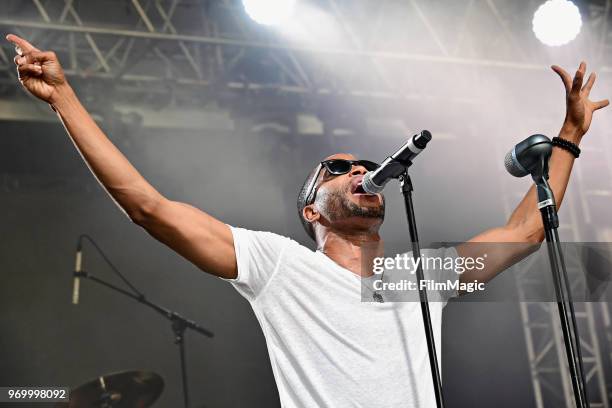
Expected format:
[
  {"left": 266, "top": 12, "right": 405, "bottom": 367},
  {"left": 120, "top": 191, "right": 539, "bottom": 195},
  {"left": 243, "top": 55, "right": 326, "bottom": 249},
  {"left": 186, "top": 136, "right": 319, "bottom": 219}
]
[{"left": 55, "top": 370, "right": 164, "bottom": 408}]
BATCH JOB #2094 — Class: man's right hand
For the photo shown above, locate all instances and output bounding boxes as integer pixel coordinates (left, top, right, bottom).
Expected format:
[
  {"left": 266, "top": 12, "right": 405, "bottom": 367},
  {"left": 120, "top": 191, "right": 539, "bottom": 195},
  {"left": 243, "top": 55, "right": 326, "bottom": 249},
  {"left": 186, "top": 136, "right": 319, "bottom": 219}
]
[
  {"left": 6, "top": 33, "right": 238, "bottom": 280},
  {"left": 7, "top": 34, "right": 68, "bottom": 104}
]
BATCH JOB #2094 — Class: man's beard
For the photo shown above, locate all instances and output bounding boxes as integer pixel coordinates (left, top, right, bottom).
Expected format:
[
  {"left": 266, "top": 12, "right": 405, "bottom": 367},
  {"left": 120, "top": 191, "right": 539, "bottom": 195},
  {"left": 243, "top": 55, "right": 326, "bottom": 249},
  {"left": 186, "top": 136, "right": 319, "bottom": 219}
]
[{"left": 321, "top": 187, "right": 385, "bottom": 222}]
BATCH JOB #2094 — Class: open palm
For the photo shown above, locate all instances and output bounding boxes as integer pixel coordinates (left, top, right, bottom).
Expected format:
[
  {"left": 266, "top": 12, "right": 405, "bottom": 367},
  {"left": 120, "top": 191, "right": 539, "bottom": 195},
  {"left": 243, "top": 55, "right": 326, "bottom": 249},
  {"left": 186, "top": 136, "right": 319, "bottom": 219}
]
[{"left": 552, "top": 62, "right": 609, "bottom": 138}]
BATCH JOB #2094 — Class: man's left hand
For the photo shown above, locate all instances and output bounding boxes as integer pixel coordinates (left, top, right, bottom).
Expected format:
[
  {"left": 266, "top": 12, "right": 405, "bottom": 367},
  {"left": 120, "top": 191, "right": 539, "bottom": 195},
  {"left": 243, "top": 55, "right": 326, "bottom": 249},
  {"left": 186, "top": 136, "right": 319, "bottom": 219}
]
[{"left": 552, "top": 61, "right": 609, "bottom": 142}]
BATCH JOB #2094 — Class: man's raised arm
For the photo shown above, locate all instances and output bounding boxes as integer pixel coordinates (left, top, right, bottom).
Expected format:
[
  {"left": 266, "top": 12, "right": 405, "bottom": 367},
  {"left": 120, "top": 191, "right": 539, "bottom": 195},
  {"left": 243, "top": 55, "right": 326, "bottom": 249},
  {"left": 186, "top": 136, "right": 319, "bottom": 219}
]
[
  {"left": 458, "top": 61, "right": 609, "bottom": 284},
  {"left": 7, "top": 34, "right": 238, "bottom": 279}
]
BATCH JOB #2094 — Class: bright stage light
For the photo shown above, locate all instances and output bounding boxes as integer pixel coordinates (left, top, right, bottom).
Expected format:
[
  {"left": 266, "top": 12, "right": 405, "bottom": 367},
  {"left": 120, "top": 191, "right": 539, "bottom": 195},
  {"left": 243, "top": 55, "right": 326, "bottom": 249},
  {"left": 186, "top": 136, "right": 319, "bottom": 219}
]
[
  {"left": 242, "top": 0, "right": 296, "bottom": 26},
  {"left": 532, "top": 0, "right": 582, "bottom": 46}
]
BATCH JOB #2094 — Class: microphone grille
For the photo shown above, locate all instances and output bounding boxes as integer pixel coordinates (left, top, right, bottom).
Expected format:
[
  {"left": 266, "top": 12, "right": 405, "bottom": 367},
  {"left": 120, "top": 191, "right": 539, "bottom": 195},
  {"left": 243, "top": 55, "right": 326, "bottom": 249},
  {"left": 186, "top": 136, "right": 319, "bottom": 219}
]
[
  {"left": 361, "top": 173, "right": 383, "bottom": 194},
  {"left": 413, "top": 130, "right": 432, "bottom": 149},
  {"left": 504, "top": 148, "right": 528, "bottom": 178}
]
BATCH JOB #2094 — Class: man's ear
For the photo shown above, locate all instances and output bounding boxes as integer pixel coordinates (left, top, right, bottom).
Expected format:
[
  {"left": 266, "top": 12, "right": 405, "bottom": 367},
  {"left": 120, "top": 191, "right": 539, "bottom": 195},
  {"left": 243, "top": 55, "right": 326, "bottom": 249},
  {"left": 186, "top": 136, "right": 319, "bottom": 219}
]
[{"left": 303, "top": 204, "right": 320, "bottom": 225}]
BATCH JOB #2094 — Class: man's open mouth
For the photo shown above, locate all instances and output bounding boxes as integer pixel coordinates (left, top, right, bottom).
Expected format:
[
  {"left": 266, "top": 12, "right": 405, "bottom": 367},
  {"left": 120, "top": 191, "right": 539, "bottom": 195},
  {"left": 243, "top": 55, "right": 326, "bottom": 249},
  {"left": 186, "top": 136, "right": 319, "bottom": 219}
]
[
  {"left": 351, "top": 181, "right": 374, "bottom": 196},
  {"left": 354, "top": 184, "right": 367, "bottom": 194}
]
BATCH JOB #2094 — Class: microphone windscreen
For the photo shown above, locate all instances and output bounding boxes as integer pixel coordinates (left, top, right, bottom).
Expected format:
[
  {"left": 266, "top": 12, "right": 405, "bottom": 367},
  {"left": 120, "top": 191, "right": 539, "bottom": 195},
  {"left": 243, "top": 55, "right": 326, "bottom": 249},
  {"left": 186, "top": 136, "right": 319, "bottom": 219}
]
[
  {"left": 504, "top": 148, "right": 529, "bottom": 177},
  {"left": 361, "top": 173, "right": 384, "bottom": 194},
  {"left": 413, "top": 130, "right": 432, "bottom": 149}
]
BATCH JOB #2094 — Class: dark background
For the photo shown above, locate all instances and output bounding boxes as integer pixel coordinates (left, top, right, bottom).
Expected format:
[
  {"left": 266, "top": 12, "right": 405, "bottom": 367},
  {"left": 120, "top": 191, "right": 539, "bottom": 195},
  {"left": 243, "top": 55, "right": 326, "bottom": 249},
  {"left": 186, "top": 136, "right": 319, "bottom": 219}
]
[
  {"left": 2, "top": 0, "right": 612, "bottom": 407},
  {"left": 0, "top": 117, "right": 588, "bottom": 407}
]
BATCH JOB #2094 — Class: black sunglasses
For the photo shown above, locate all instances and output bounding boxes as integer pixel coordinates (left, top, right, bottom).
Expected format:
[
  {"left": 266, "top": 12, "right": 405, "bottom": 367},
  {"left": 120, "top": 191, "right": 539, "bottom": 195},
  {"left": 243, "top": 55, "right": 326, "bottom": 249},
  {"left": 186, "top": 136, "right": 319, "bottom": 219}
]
[{"left": 304, "top": 159, "right": 379, "bottom": 205}]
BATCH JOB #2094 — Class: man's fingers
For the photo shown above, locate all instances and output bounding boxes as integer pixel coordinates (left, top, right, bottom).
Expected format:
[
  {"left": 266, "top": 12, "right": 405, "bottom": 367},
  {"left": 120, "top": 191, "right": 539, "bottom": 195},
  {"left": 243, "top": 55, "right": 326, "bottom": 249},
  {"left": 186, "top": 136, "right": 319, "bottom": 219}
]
[
  {"left": 17, "top": 63, "right": 43, "bottom": 78},
  {"left": 570, "top": 61, "right": 586, "bottom": 94},
  {"left": 13, "top": 53, "right": 47, "bottom": 67},
  {"left": 552, "top": 65, "right": 572, "bottom": 93},
  {"left": 6, "top": 34, "right": 39, "bottom": 54},
  {"left": 28, "top": 51, "right": 55, "bottom": 64},
  {"left": 594, "top": 99, "right": 610, "bottom": 110},
  {"left": 582, "top": 72, "right": 596, "bottom": 95}
]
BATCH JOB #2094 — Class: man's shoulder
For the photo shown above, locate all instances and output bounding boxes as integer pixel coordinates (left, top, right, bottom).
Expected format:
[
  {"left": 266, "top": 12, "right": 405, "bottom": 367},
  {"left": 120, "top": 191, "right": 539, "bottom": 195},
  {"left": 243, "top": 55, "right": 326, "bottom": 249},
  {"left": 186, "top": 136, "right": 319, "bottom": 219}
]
[{"left": 228, "top": 225, "right": 312, "bottom": 254}]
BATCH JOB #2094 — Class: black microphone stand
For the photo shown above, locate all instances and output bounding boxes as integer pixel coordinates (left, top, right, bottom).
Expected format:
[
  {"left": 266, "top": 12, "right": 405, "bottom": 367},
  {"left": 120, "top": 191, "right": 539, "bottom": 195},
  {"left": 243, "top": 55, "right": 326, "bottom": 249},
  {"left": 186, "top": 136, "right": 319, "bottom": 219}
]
[
  {"left": 531, "top": 159, "right": 589, "bottom": 407},
  {"left": 74, "top": 235, "right": 214, "bottom": 408},
  {"left": 398, "top": 170, "right": 445, "bottom": 408}
]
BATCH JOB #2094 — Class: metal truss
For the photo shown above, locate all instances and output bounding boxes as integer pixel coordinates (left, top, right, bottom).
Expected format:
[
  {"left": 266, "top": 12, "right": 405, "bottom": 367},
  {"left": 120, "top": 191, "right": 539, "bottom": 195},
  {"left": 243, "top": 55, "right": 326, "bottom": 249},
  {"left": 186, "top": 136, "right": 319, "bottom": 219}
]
[
  {"left": 495, "top": 3, "right": 612, "bottom": 398},
  {"left": 497, "top": 120, "right": 612, "bottom": 407},
  {"left": 1, "top": 1, "right": 612, "bottom": 403},
  {"left": 0, "top": 0, "right": 611, "bottom": 113},
  {"left": 586, "top": 126, "right": 612, "bottom": 403}
]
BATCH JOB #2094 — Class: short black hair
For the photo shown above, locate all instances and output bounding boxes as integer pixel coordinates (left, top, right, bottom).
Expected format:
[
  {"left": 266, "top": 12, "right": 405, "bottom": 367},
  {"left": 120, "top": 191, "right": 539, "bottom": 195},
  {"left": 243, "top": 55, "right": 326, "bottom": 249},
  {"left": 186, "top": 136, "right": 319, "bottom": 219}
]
[{"left": 297, "top": 164, "right": 321, "bottom": 241}]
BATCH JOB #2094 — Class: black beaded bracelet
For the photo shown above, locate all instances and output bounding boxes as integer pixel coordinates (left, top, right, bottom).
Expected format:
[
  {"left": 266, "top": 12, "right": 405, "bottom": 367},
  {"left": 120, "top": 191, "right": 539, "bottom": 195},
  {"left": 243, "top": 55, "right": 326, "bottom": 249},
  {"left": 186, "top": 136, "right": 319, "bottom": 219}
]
[{"left": 552, "top": 136, "right": 581, "bottom": 158}]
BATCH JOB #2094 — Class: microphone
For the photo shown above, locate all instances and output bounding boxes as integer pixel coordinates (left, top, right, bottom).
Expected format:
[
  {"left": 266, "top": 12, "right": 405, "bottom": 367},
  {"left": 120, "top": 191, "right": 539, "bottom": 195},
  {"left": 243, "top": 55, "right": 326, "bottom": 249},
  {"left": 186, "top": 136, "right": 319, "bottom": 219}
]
[
  {"left": 362, "top": 130, "right": 432, "bottom": 194},
  {"left": 504, "top": 134, "right": 552, "bottom": 178},
  {"left": 73, "top": 241, "right": 82, "bottom": 305}
]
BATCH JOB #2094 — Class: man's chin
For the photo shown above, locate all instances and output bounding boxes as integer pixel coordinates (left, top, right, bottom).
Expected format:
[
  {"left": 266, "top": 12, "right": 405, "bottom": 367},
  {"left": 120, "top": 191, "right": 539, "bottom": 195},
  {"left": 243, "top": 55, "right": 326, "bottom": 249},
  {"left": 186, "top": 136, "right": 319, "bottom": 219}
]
[
  {"left": 345, "top": 200, "right": 385, "bottom": 220},
  {"left": 359, "top": 209, "right": 385, "bottom": 219},
  {"left": 323, "top": 190, "right": 385, "bottom": 222}
]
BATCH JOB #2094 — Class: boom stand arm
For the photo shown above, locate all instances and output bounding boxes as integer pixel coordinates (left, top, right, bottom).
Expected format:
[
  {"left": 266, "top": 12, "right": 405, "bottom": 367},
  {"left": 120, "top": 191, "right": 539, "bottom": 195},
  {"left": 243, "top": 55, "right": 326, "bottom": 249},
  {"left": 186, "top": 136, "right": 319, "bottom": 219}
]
[{"left": 74, "top": 271, "right": 214, "bottom": 408}]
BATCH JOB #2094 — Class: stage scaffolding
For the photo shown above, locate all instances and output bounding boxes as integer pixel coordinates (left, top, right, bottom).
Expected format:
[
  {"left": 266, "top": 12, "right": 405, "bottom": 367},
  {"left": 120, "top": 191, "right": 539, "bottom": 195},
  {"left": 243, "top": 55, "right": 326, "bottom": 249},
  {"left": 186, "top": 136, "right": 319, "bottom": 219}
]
[
  {"left": 0, "top": 0, "right": 611, "bottom": 111},
  {"left": 497, "top": 120, "right": 612, "bottom": 406},
  {"left": 2, "top": 1, "right": 612, "bottom": 405}
]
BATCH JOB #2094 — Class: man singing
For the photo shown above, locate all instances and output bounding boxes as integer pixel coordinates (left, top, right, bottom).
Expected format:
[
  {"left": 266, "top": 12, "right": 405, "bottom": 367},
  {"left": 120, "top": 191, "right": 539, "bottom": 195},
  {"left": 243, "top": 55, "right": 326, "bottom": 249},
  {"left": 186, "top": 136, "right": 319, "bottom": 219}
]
[{"left": 7, "top": 33, "right": 609, "bottom": 407}]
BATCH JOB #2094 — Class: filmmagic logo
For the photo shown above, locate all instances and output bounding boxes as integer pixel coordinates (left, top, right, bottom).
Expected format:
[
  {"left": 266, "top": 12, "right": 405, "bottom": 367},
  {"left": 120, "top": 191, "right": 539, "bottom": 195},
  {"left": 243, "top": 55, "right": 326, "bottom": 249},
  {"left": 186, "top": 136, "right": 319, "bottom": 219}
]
[{"left": 372, "top": 278, "right": 485, "bottom": 294}]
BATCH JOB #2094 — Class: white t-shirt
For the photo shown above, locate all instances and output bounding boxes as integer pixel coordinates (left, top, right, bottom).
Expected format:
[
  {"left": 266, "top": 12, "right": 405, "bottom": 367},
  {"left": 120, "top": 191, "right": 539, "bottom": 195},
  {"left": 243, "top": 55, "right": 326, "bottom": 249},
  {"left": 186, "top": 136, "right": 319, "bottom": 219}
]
[{"left": 225, "top": 226, "right": 459, "bottom": 408}]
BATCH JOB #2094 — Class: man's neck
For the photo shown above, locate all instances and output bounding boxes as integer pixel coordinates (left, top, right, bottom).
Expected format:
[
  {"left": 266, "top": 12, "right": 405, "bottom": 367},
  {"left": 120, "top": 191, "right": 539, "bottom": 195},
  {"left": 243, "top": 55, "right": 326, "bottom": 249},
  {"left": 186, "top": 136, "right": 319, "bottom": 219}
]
[{"left": 317, "top": 230, "right": 383, "bottom": 277}]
